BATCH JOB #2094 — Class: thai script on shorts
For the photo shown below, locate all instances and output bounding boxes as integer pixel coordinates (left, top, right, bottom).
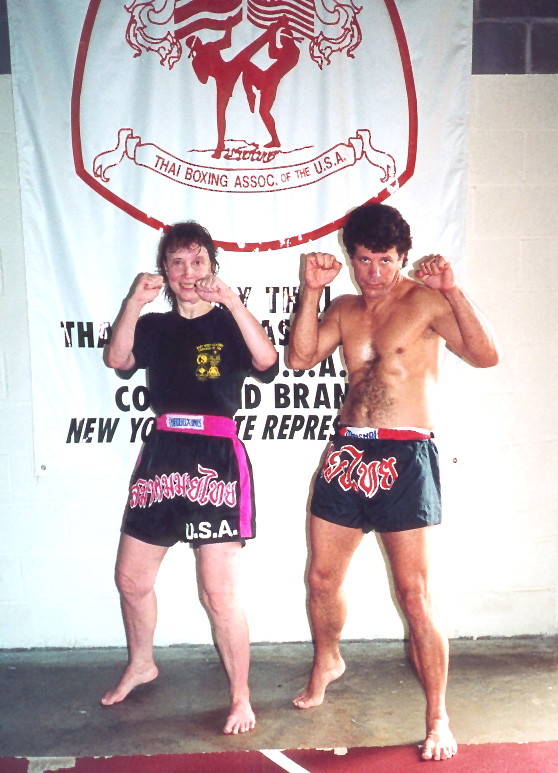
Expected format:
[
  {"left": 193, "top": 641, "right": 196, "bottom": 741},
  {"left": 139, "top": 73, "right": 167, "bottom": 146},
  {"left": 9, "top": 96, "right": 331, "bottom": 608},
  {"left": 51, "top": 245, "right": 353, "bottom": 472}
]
[
  {"left": 129, "top": 464, "right": 237, "bottom": 509},
  {"left": 322, "top": 443, "right": 398, "bottom": 498}
]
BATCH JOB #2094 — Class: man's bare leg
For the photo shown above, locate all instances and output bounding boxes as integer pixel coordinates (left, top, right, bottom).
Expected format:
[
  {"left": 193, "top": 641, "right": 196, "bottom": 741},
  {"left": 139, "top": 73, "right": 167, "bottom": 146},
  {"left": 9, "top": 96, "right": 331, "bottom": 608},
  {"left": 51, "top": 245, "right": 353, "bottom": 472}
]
[
  {"left": 408, "top": 631, "right": 425, "bottom": 685},
  {"left": 101, "top": 534, "right": 168, "bottom": 705},
  {"left": 294, "top": 516, "right": 363, "bottom": 709},
  {"left": 196, "top": 541, "right": 255, "bottom": 734},
  {"left": 380, "top": 527, "right": 457, "bottom": 761}
]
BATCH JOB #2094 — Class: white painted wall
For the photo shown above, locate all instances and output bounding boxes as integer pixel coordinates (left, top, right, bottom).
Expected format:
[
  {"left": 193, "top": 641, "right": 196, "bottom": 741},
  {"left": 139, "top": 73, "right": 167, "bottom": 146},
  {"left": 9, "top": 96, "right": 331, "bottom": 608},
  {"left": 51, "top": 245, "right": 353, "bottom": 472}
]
[{"left": 1, "top": 74, "right": 557, "bottom": 648}]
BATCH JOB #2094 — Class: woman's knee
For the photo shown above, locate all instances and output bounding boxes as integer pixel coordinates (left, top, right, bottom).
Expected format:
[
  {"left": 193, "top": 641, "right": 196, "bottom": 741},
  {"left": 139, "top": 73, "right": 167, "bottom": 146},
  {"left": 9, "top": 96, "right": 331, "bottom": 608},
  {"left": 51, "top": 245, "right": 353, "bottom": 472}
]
[
  {"left": 115, "top": 567, "right": 155, "bottom": 599},
  {"left": 201, "top": 585, "right": 239, "bottom": 620}
]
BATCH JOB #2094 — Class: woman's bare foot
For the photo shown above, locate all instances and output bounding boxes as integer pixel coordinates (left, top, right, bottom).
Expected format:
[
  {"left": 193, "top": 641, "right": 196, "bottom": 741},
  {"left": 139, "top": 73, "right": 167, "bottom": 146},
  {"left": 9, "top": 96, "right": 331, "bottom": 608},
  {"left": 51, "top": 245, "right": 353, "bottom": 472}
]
[
  {"left": 101, "top": 662, "right": 159, "bottom": 706},
  {"left": 421, "top": 718, "right": 457, "bottom": 760},
  {"left": 223, "top": 697, "right": 256, "bottom": 734},
  {"left": 293, "top": 654, "right": 346, "bottom": 709}
]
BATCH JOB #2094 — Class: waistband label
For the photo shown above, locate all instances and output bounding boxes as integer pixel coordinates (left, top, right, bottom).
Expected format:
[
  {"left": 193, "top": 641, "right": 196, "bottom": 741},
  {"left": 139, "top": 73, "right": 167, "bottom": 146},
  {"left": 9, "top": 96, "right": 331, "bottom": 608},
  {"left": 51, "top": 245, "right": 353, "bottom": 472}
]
[
  {"left": 344, "top": 428, "right": 379, "bottom": 439},
  {"left": 166, "top": 414, "right": 204, "bottom": 431},
  {"left": 341, "top": 426, "right": 432, "bottom": 440}
]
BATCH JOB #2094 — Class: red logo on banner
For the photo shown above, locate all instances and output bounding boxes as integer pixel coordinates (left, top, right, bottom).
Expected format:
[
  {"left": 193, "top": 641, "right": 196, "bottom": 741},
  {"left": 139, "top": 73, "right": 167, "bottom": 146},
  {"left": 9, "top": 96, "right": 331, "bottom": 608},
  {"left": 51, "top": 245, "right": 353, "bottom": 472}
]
[{"left": 72, "top": 1, "right": 417, "bottom": 250}]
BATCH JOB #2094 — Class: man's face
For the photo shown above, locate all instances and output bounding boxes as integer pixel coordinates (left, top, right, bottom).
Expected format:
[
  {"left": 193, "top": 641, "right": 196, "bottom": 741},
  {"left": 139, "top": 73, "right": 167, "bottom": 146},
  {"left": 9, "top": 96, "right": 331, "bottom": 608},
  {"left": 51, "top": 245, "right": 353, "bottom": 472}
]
[
  {"left": 165, "top": 243, "right": 213, "bottom": 305},
  {"left": 351, "top": 244, "right": 403, "bottom": 300}
]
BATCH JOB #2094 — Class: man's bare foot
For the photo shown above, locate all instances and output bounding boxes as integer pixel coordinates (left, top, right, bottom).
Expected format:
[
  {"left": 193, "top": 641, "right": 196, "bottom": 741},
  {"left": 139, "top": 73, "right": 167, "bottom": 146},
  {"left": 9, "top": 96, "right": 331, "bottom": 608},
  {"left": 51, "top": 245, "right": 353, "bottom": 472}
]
[
  {"left": 100, "top": 662, "right": 159, "bottom": 706},
  {"left": 293, "top": 655, "right": 346, "bottom": 709},
  {"left": 421, "top": 718, "right": 457, "bottom": 761},
  {"left": 223, "top": 698, "right": 256, "bottom": 734}
]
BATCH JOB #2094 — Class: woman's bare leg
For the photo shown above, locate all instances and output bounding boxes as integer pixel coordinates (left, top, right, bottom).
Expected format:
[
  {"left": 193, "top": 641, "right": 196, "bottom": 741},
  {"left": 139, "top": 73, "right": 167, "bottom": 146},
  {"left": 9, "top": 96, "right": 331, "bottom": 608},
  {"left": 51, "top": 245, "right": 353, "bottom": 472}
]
[
  {"left": 196, "top": 541, "right": 255, "bottom": 734},
  {"left": 101, "top": 534, "right": 168, "bottom": 705}
]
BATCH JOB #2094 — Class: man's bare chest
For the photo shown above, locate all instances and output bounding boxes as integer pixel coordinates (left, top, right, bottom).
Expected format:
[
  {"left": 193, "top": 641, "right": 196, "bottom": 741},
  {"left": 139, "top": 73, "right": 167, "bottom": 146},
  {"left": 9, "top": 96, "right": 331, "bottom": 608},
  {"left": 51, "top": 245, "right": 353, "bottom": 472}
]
[{"left": 339, "top": 305, "right": 431, "bottom": 367}]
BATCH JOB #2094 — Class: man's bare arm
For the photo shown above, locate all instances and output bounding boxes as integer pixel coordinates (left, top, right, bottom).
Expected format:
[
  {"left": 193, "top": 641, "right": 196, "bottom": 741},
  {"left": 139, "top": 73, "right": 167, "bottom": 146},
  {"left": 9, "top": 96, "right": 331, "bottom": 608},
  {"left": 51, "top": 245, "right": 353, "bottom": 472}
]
[
  {"left": 104, "top": 273, "right": 163, "bottom": 370},
  {"left": 417, "top": 254, "right": 500, "bottom": 368},
  {"left": 288, "top": 252, "right": 343, "bottom": 370}
]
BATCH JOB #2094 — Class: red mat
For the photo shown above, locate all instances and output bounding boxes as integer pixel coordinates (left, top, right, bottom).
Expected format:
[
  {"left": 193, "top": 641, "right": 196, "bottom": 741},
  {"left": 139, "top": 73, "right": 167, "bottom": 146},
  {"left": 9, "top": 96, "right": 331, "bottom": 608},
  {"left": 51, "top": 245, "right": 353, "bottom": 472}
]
[{"left": 1, "top": 743, "right": 558, "bottom": 772}]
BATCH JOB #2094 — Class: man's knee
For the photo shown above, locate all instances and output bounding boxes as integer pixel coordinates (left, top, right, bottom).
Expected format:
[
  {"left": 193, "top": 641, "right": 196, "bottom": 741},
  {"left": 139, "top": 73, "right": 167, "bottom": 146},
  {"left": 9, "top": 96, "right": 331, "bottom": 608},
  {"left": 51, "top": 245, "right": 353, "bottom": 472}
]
[
  {"left": 397, "top": 586, "right": 432, "bottom": 626},
  {"left": 308, "top": 565, "right": 343, "bottom": 597}
]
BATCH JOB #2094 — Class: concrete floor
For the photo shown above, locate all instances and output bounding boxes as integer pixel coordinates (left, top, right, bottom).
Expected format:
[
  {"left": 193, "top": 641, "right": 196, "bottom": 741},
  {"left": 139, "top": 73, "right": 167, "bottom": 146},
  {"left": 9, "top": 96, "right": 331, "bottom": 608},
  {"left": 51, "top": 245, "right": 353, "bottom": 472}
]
[{"left": 0, "top": 637, "right": 557, "bottom": 758}]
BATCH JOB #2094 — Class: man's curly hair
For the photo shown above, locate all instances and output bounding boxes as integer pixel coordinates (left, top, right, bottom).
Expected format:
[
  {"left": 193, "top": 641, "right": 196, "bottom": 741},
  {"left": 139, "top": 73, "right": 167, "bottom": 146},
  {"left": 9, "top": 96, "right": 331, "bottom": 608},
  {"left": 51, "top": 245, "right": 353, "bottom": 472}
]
[{"left": 342, "top": 203, "right": 412, "bottom": 267}]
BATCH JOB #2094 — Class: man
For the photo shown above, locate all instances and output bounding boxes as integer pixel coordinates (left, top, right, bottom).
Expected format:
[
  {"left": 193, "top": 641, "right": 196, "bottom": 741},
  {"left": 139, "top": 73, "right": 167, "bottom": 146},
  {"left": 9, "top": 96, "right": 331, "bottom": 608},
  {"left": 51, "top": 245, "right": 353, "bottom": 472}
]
[{"left": 288, "top": 203, "right": 499, "bottom": 761}]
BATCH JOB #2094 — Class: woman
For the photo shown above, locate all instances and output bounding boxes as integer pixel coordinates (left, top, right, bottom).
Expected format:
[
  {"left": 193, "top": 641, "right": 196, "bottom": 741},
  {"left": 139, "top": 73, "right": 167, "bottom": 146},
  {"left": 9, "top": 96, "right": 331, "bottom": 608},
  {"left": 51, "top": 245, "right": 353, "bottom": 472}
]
[{"left": 101, "top": 222, "right": 278, "bottom": 734}]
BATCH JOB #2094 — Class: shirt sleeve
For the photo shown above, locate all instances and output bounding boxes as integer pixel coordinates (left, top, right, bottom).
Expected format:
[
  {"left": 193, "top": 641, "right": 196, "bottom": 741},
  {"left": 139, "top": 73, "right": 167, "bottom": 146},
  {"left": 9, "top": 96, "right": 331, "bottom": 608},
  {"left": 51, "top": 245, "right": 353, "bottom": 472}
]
[
  {"left": 251, "top": 356, "right": 279, "bottom": 383},
  {"left": 132, "top": 313, "right": 158, "bottom": 369}
]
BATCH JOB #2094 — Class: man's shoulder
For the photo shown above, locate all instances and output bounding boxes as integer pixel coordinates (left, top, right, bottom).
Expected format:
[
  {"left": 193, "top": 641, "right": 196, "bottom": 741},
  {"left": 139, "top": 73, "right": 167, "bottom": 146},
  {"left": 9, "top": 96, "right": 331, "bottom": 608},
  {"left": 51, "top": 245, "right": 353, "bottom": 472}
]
[
  {"left": 328, "top": 293, "right": 362, "bottom": 312},
  {"left": 399, "top": 277, "right": 446, "bottom": 311}
]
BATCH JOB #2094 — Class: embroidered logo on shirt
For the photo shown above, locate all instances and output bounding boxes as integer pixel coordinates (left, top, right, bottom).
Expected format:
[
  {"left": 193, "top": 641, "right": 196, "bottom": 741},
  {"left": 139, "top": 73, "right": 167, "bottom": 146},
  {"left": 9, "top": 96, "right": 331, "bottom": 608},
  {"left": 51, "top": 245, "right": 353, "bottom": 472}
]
[{"left": 196, "top": 343, "right": 223, "bottom": 381}]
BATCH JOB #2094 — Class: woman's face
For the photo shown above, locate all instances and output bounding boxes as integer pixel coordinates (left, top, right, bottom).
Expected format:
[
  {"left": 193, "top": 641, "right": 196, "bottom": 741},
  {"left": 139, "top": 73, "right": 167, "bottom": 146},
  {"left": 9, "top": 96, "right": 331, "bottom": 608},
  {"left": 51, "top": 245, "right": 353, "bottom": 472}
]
[{"left": 164, "top": 243, "right": 213, "bottom": 306}]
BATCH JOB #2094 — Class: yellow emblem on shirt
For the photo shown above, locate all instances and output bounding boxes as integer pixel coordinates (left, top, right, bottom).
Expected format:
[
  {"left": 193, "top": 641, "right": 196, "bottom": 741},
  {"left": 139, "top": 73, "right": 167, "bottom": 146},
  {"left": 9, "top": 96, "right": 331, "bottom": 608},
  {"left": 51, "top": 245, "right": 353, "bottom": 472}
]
[{"left": 196, "top": 343, "right": 223, "bottom": 381}]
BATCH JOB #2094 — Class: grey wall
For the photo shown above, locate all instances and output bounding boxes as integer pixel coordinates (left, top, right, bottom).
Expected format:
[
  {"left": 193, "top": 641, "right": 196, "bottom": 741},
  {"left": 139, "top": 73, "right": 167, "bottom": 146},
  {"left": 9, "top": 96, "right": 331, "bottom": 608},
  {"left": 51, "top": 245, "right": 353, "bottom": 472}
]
[{"left": 473, "top": 0, "right": 558, "bottom": 74}]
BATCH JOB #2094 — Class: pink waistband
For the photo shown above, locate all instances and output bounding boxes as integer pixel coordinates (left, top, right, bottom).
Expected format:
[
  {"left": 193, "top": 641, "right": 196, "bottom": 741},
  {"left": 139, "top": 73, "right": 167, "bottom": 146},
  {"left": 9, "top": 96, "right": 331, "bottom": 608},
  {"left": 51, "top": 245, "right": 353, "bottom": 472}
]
[
  {"left": 157, "top": 413, "right": 237, "bottom": 438},
  {"left": 339, "top": 426, "right": 433, "bottom": 441}
]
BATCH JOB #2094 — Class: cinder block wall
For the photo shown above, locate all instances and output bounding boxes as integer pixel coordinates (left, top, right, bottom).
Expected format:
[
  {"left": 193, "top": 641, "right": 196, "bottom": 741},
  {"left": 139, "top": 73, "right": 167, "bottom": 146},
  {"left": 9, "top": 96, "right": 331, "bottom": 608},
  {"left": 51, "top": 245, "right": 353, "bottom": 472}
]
[
  {"left": 1, "top": 3, "right": 557, "bottom": 646},
  {"left": 473, "top": 0, "right": 558, "bottom": 74},
  {"left": 453, "top": 75, "right": 558, "bottom": 636}
]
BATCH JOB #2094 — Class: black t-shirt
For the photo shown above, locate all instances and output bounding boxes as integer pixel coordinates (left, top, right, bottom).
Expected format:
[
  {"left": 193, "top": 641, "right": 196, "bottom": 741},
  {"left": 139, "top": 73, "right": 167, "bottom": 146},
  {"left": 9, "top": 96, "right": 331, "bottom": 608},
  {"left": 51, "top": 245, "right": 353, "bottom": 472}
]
[{"left": 132, "top": 306, "right": 277, "bottom": 418}]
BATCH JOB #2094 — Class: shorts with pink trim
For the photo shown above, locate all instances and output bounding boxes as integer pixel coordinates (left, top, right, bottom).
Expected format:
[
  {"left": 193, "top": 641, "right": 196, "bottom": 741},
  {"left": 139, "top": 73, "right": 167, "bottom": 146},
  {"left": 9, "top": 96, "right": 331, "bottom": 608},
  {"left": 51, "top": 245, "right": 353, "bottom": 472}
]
[{"left": 122, "top": 413, "right": 255, "bottom": 548}]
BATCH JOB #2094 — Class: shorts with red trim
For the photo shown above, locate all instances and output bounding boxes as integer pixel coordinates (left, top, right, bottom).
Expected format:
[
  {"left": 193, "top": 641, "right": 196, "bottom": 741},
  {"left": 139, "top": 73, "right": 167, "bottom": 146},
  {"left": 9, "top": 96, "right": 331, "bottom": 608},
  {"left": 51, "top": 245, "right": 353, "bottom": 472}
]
[
  {"left": 122, "top": 414, "right": 255, "bottom": 548},
  {"left": 310, "top": 427, "right": 441, "bottom": 533}
]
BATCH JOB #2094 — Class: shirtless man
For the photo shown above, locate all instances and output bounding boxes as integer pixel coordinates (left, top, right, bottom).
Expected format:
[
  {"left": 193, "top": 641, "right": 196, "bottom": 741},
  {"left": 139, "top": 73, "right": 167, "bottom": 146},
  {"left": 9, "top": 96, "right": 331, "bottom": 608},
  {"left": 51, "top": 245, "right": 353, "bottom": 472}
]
[{"left": 288, "top": 203, "right": 499, "bottom": 761}]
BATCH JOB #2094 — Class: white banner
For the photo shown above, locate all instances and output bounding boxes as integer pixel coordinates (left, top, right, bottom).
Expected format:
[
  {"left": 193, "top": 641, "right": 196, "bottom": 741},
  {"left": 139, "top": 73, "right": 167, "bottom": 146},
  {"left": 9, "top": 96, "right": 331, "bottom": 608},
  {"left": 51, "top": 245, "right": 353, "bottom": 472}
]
[{"left": 8, "top": 0, "right": 473, "bottom": 478}]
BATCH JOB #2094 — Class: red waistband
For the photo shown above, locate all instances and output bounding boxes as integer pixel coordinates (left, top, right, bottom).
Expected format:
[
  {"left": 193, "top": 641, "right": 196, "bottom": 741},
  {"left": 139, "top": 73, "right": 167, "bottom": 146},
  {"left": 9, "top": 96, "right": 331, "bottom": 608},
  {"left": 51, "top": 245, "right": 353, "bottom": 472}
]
[
  {"left": 157, "top": 414, "right": 237, "bottom": 438},
  {"left": 339, "top": 427, "right": 433, "bottom": 441}
]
